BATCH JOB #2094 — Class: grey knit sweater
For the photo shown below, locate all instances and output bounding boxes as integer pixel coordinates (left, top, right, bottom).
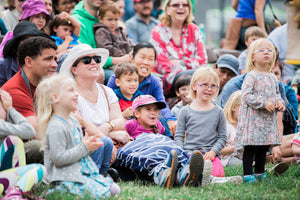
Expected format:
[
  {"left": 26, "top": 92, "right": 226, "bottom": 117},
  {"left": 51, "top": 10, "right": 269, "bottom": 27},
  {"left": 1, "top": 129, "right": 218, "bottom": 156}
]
[{"left": 174, "top": 105, "right": 227, "bottom": 155}]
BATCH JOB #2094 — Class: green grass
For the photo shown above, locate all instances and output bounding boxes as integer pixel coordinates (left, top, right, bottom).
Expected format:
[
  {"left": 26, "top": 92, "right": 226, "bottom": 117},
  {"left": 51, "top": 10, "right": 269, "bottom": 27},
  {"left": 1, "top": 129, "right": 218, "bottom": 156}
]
[{"left": 36, "top": 164, "right": 300, "bottom": 200}]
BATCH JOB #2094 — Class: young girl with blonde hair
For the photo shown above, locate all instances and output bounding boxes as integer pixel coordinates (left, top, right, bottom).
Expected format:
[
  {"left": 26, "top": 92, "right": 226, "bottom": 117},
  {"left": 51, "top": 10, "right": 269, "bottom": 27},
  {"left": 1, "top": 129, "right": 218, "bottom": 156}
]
[
  {"left": 36, "top": 74, "right": 120, "bottom": 198},
  {"left": 236, "top": 38, "right": 285, "bottom": 183},
  {"left": 175, "top": 67, "right": 227, "bottom": 178},
  {"left": 221, "top": 90, "right": 243, "bottom": 167}
]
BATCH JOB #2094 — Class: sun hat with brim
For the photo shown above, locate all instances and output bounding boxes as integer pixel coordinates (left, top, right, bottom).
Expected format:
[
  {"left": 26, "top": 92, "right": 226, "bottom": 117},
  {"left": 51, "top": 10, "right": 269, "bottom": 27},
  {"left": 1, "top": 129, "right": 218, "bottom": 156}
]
[
  {"left": 59, "top": 44, "right": 109, "bottom": 80},
  {"left": 216, "top": 54, "right": 239, "bottom": 75},
  {"left": 132, "top": 95, "right": 166, "bottom": 113},
  {"left": 19, "top": 0, "right": 51, "bottom": 21},
  {"left": 3, "top": 21, "right": 52, "bottom": 58}
]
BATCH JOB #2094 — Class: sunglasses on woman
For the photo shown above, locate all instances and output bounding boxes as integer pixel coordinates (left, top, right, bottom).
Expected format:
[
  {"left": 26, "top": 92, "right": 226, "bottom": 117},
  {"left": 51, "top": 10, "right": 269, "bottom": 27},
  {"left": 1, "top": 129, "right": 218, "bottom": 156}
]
[
  {"left": 73, "top": 56, "right": 102, "bottom": 66},
  {"left": 169, "top": 3, "right": 189, "bottom": 8}
]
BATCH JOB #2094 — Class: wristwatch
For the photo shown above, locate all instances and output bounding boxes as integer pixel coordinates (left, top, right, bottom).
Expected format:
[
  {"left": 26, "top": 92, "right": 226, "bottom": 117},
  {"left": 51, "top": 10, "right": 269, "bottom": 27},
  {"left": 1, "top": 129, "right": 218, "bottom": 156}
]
[{"left": 108, "top": 121, "right": 115, "bottom": 131}]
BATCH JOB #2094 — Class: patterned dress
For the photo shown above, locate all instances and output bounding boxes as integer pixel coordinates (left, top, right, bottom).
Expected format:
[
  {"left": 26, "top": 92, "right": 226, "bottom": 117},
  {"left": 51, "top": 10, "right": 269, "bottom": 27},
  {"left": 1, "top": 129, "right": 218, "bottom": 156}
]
[
  {"left": 48, "top": 117, "right": 113, "bottom": 199},
  {"left": 150, "top": 23, "right": 207, "bottom": 86},
  {"left": 236, "top": 70, "right": 283, "bottom": 148}
]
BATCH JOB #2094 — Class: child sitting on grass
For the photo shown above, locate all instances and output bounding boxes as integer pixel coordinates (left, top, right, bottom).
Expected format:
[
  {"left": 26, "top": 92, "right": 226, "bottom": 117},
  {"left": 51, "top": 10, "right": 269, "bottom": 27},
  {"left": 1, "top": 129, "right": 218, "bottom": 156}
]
[
  {"left": 0, "top": 89, "right": 46, "bottom": 199},
  {"left": 36, "top": 74, "right": 120, "bottom": 198},
  {"left": 113, "top": 62, "right": 142, "bottom": 119},
  {"left": 221, "top": 90, "right": 243, "bottom": 167},
  {"left": 50, "top": 11, "right": 81, "bottom": 55},
  {"left": 238, "top": 26, "right": 266, "bottom": 74},
  {"left": 171, "top": 74, "right": 192, "bottom": 119}
]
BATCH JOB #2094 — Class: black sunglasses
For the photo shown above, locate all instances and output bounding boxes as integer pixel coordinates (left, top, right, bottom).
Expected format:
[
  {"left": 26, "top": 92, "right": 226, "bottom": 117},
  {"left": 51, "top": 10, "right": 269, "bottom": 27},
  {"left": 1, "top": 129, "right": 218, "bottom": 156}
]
[
  {"left": 169, "top": 3, "right": 189, "bottom": 8},
  {"left": 73, "top": 56, "right": 102, "bottom": 66}
]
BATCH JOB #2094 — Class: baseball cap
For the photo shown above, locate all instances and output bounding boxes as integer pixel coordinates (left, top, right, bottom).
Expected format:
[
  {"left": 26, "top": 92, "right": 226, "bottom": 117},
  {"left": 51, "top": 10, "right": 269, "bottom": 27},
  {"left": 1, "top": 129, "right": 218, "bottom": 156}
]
[
  {"left": 216, "top": 54, "right": 239, "bottom": 75},
  {"left": 132, "top": 95, "right": 166, "bottom": 112}
]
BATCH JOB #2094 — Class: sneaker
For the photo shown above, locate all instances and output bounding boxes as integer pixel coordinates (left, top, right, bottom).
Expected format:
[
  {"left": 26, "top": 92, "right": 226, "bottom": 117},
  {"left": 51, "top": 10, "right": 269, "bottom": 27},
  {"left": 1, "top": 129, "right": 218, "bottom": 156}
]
[
  {"left": 107, "top": 168, "right": 119, "bottom": 182},
  {"left": 268, "top": 162, "right": 289, "bottom": 176},
  {"left": 255, "top": 173, "right": 267, "bottom": 181},
  {"left": 177, "top": 150, "right": 204, "bottom": 187},
  {"left": 201, "top": 160, "right": 213, "bottom": 187},
  {"left": 211, "top": 176, "right": 243, "bottom": 184},
  {"left": 153, "top": 150, "right": 178, "bottom": 189},
  {"left": 243, "top": 174, "right": 257, "bottom": 183}
]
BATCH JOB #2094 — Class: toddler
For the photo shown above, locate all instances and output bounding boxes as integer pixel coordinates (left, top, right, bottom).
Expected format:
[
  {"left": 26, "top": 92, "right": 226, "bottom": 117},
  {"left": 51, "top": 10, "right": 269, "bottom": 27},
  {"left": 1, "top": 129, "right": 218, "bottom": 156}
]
[
  {"left": 236, "top": 38, "right": 285, "bottom": 183},
  {"left": 171, "top": 74, "right": 192, "bottom": 119},
  {"left": 36, "top": 74, "right": 120, "bottom": 198},
  {"left": 174, "top": 67, "right": 227, "bottom": 178},
  {"left": 113, "top": 62, "right": 142, "bottom": 119},
  {"left": 238, "top": 26, "right": 266, "bottom": 74},
  {"left": 221, "top": 90, "right": 243, "bottom": 167},
  {"left": 50, "top": 11, "right": 81, "bottom": 55},
  {"left": 93, "top": 1, "right": 133, "bottom": 58}
]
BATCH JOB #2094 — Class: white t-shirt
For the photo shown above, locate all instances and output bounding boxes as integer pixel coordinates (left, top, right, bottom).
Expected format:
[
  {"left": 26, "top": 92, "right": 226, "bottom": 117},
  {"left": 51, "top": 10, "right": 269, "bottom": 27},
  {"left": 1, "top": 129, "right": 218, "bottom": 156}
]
[{"left": 78, "top": 84, "right": 118, "bottom": 126}]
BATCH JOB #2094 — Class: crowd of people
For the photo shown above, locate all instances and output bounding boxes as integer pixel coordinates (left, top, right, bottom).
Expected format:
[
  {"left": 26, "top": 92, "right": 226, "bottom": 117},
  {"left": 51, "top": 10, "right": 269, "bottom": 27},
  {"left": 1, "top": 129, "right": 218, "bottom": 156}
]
[{"left": 0, "top": 0, "right": 299, "bottom": 199}]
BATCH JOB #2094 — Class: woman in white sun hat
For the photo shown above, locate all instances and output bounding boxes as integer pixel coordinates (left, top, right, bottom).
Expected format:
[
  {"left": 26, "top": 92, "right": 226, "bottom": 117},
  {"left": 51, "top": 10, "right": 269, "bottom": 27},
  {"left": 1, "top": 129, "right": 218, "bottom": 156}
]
[{"left": 60, "top": 44, "right": 131, "bottom": 175}]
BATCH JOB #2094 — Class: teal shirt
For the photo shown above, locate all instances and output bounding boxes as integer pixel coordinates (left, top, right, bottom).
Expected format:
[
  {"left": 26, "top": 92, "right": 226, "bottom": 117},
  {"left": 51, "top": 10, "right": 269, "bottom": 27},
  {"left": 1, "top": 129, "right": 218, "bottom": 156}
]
[{"left": 72, "top": 1, "right": 113, "bottom": 68}]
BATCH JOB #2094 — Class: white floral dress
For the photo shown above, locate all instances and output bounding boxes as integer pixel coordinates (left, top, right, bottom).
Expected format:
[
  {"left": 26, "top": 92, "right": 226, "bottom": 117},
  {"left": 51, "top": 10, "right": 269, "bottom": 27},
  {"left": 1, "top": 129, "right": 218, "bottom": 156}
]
[{"left": 236, "top": 70, "right": 283, "bottom": 148}]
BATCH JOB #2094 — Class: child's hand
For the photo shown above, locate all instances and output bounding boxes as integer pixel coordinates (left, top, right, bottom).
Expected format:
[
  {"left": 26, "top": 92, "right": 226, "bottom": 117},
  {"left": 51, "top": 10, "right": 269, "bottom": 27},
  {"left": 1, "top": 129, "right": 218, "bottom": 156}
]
[
  {"left": 203, "top": 150, "right": 216, "bottom": 161},
  {"left": 275, "top": 101, "right": 285, "bottom": 111},
  {"left": 59, "top": 11, "right": 71, "bottom": 20},
  {"left": 264, "top": 101, "right": 275, "bottom": 112},
  {"left": 82, "top": 135, "right": 104, "bottom": 152},
  {"left": 0, "top": 90, "right": 12, "bottom": 111},
  {"left": 65, "top": 35, "right": 73, "bottom": 43},
  {"left": 122, "top": 107, "right": 133, "bottom": 119}
]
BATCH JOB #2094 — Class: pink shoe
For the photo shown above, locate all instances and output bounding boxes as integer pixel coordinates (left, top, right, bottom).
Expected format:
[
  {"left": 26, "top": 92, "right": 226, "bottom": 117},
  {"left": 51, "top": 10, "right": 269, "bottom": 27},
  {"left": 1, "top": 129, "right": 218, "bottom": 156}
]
[{"left": 2, "top": 186, "right": 26, "bottom": 200}]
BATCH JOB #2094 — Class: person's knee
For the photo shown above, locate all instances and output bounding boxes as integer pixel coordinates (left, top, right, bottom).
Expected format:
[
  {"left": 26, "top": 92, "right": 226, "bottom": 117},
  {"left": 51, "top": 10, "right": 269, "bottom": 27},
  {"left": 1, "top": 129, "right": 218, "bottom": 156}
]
[
  {"left": 101, "top": 136, "right": 114, "bottom": 148},
  {"left": 4, "top": 135, "right": 23, "bottom": 146}
]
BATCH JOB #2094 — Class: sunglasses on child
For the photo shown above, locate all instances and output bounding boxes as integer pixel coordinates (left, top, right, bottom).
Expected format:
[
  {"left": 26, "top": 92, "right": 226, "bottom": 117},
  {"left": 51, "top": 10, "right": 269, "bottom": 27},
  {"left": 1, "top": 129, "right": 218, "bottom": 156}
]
[{"left": 73, "top": 56, "right": 102, "bottom": 66}]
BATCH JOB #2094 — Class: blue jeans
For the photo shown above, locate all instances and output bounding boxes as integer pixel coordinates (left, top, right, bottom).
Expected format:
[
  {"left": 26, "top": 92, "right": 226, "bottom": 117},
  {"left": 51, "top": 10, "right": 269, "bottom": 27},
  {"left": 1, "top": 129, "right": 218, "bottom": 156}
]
[{"left": 90, "top": 136, "right": 113, "bottom": 174}]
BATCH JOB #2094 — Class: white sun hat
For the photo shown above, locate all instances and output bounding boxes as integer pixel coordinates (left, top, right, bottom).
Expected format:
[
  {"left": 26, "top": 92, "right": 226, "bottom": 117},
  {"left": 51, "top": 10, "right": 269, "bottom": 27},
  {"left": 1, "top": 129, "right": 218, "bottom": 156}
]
[{"left": 59, "top": 44, "right": 109, "bottom": 80}]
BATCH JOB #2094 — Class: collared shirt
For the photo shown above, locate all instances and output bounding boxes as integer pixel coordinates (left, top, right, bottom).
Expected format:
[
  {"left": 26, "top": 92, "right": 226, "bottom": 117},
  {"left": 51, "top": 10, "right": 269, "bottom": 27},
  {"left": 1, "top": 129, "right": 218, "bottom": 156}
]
[{"left": 125, "top": 14, "right": 159, "bottom": 42}]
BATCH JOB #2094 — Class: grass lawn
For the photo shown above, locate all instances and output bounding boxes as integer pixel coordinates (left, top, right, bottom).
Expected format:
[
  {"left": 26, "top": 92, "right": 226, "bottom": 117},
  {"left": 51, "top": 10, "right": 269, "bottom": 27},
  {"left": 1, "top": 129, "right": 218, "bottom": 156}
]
[{"left": 36, "top": 164, "right": 300, "bottom": 200}]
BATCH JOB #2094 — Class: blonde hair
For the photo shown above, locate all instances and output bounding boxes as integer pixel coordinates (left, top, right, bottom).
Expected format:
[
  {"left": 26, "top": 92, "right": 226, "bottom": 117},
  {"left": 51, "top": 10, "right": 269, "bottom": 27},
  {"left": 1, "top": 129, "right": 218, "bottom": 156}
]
[
  {"left": 36, "top": 74, "right": 75, "bottom": 149},
  {"left": 160, "top": 0, "right": 194, "bottom": 27},
  {"left": 190, "top": 67, "right": 220, "bottom": 100},
  {"left": 223, "top": 90, "right": 242, "bottom": 124},
  {"left": 246, "top": 38, "right": 276, "bottom": 73}
]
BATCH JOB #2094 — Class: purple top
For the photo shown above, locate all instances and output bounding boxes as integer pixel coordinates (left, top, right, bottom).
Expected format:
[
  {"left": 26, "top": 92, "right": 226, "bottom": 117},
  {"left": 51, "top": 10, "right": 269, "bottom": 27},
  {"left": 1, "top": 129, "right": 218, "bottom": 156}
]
[
  {"left": 0, "top": 31, "right": 13, "bottom": 58},
  {"left": 125, "top": 119, "right": 165, "bottom": 139}
]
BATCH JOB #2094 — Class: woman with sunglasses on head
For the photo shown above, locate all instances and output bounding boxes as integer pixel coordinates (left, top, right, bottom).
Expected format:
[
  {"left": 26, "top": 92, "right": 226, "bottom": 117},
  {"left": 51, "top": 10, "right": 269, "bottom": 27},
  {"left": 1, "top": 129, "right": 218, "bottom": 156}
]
[
  {"left": 149, "top": 0, "right": 207, "bottom": 96},
  {"left": 60, "top": 44, "right": 131, "bottom": 177}
]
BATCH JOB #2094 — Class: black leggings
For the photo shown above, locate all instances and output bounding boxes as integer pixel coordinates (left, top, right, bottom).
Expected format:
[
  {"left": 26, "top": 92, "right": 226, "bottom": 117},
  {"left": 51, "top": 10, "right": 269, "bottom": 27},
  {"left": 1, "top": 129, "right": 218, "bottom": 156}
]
[{"left": 243, "top": 145, "right": 270, "bottom": 176}]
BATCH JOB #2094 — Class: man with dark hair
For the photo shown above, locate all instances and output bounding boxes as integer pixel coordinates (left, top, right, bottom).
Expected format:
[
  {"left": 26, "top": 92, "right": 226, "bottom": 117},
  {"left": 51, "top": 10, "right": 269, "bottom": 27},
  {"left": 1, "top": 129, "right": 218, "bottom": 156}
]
[
  {"left": 0, "top": 21, "right": 53, "bottom": 87},
  {"left": 125, "top": 0, "right": 159, "bottom": 42},
  {"left": 1, "top": 36, "right": 57, "bottom": 164}
]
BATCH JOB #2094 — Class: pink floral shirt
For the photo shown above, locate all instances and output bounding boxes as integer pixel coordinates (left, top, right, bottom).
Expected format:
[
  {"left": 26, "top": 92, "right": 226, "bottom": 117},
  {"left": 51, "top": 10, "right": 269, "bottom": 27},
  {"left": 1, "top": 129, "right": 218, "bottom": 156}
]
[{"left": 150, "top": 23, "right": 207, "bottom": 87}]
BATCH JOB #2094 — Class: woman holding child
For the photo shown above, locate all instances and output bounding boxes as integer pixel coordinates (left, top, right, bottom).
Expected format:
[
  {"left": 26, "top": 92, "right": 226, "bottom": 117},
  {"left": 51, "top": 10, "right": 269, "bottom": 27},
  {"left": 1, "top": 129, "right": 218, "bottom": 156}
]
[{"left": 150, "top": 0, "right": 207, "bottom": 94}]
